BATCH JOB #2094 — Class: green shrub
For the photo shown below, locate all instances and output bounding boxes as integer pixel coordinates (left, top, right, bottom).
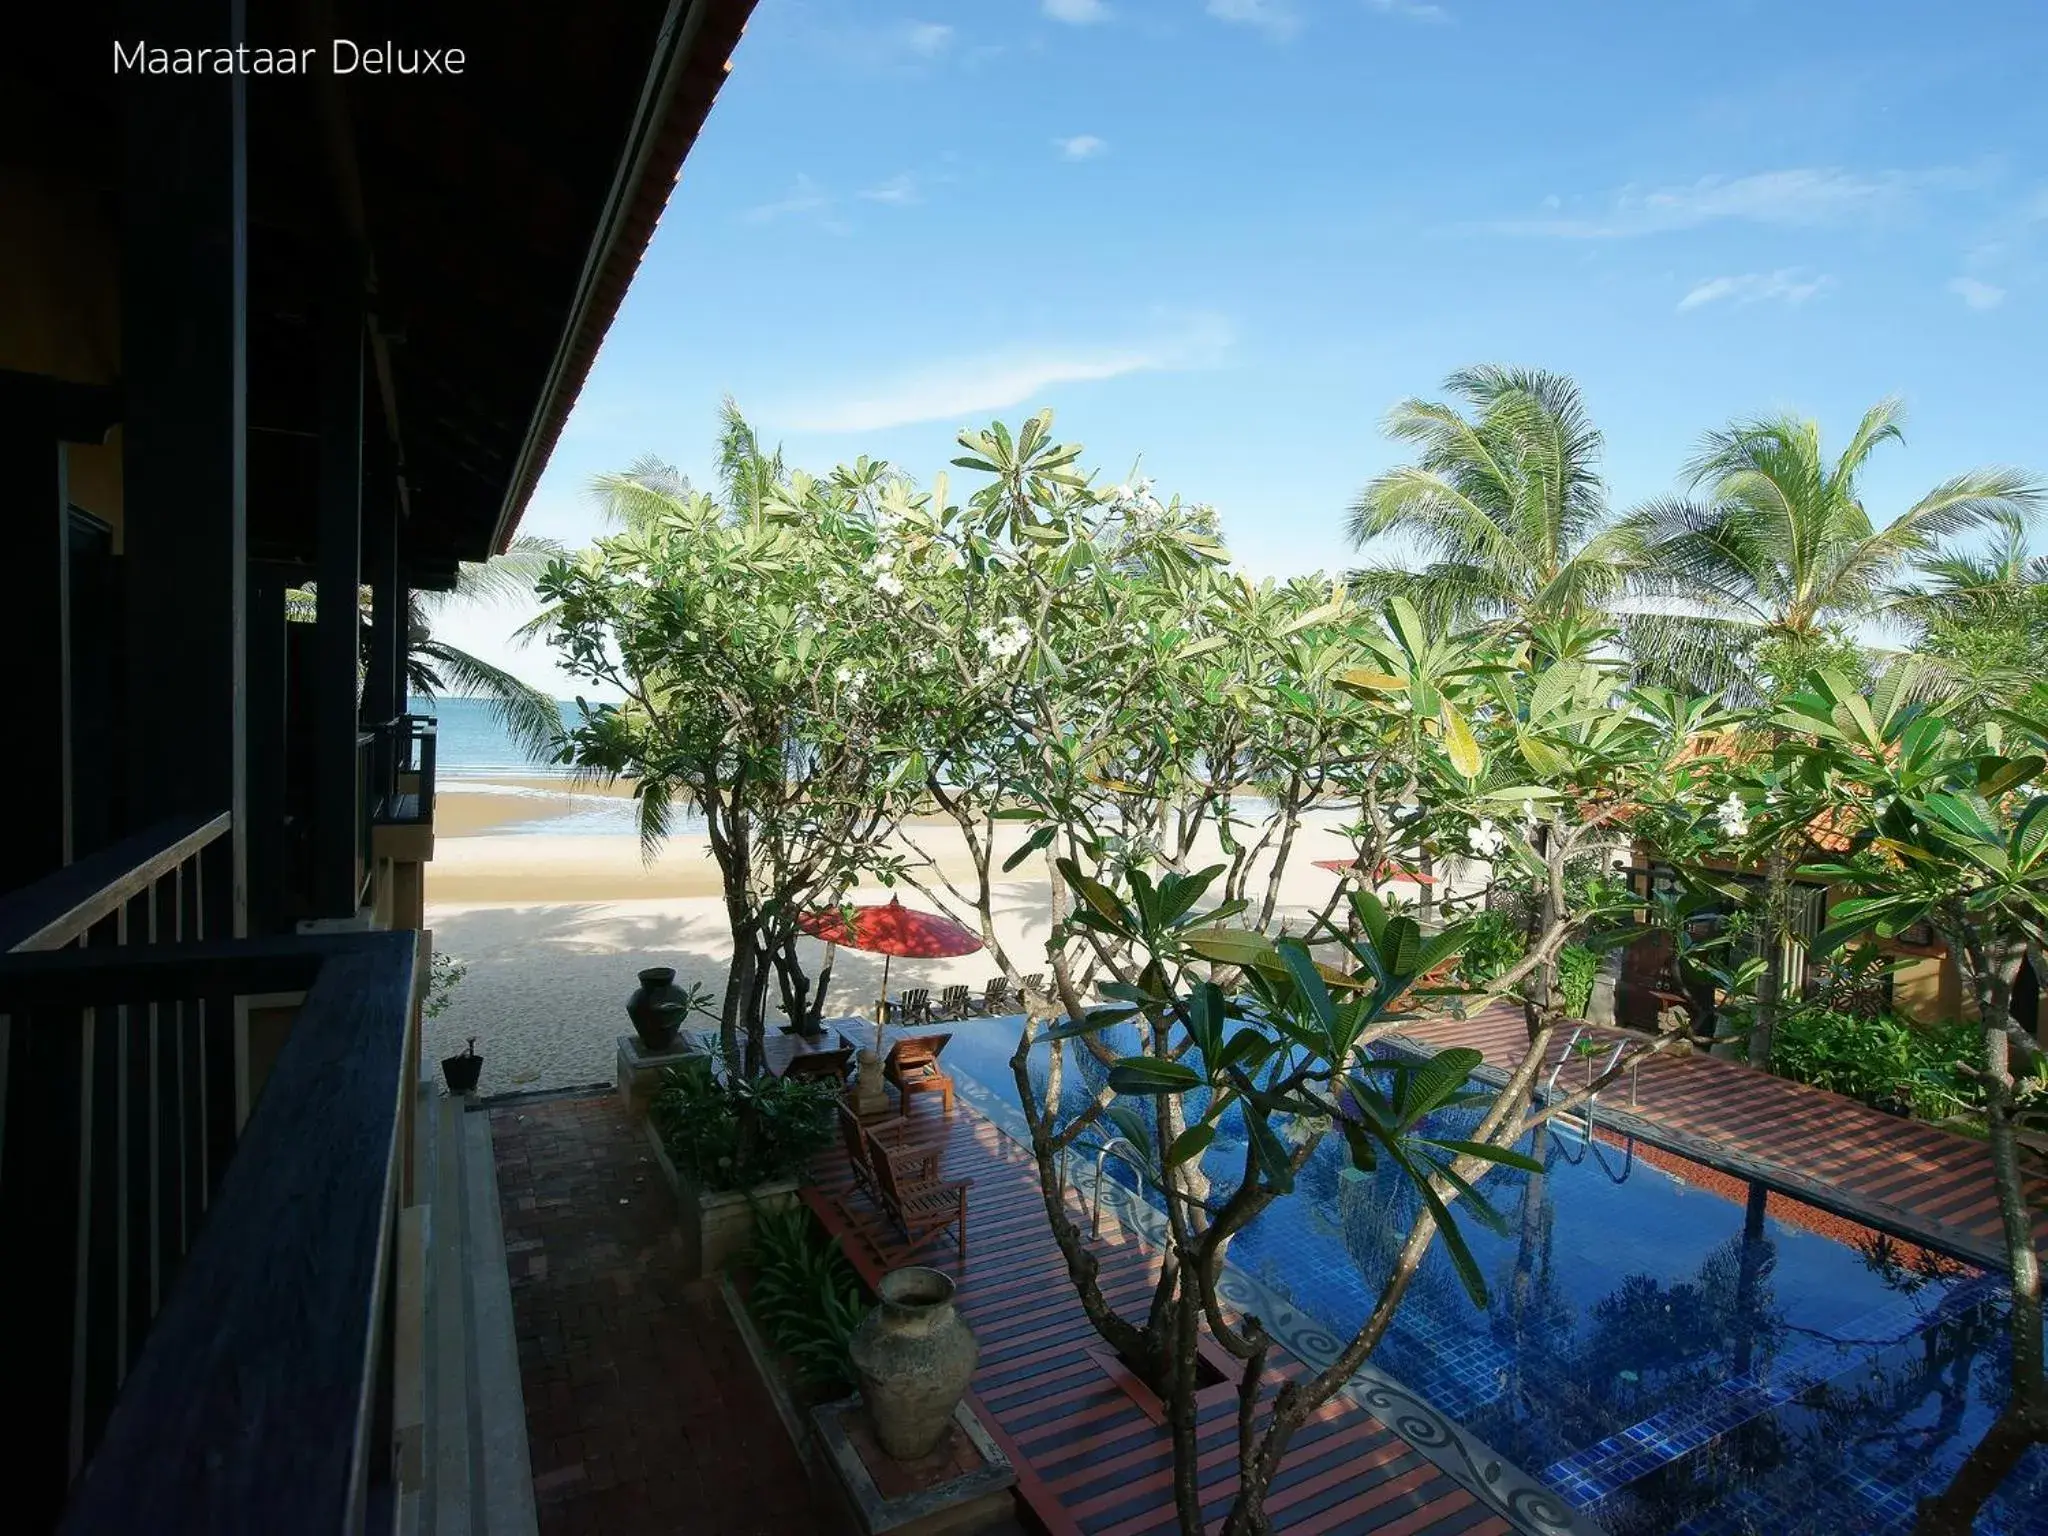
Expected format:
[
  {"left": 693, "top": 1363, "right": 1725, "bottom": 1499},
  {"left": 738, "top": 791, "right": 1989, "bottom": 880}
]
[
  {"left": 1556, "top": 944, "right": 1598, "bottom": 1018},
  {"left": 745, "top": 1202, "right": 869, "bottom": 1392},
  {"left": 1769, "top": 1007, "right": 1983, "bottom": 1122},
  {"left": 650, "top": 1056, "right": 840, "bottom": 1191},
  {"left": 1455, "top": 910, "right": 1526, "bottom": 986}
]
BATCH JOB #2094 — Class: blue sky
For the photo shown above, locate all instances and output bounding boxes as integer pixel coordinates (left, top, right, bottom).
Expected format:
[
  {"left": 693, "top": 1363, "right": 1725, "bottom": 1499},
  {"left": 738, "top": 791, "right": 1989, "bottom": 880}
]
[{"left": 448, "top": 0, "right": 2048, "bottom": 691}]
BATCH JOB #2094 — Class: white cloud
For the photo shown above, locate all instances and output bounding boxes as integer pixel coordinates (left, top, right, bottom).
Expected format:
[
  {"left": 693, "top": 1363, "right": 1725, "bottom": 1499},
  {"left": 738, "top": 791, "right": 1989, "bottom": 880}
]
[
  {"left": 742, "top": 174, "right": 831, "bottom": 224},
  {"left": 1492, "top": 166, "right": 1968, "bottom": 238},
  {"left": 1366, "top": 0, "right": 1449, "bottom": 20},
  {"left": 1055, "top": 134, "right": 1108, "bottom": 161},
  {"left": 860, "top": 173, "right": 921, "bottom": 205},
  {"left": 1947, "top": 275, "right": 2006, "bottom": 310},
  {"left": 1206, "top": 0, "right": 1301, "bottom": 41},
  {"left": 904, "top": 21, "right": 954, "bottom": 57},
  {"left": 766, "top": 314, "right": 1234, "bottom": 433},
  {"left": 1676, "top": 269, "right": 1834, "bottom": 312},
  {"left": 1042, "top": 0, "right": 1109, "bottom": 21}
]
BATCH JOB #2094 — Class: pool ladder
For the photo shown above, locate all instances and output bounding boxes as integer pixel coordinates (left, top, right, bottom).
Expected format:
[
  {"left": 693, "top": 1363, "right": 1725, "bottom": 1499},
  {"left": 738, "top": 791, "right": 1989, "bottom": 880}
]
[
  {"left": 1545, "top": 1026, "right": 1637, "bottom": 1181},
  {"left": 1070, "top": 1134, "right": 1147, "bottom": 1237}
]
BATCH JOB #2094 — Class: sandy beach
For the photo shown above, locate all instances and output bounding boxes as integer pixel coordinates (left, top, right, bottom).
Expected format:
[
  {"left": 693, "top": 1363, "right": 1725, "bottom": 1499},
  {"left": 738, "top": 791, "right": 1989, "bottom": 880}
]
[{"left": 422, "top": 778, "right": 1460, "bottom": 1095}]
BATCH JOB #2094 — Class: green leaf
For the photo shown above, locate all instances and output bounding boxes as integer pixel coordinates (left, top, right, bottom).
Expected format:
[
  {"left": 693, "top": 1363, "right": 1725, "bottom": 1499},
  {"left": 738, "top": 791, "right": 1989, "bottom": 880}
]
[
  {"left": 1002, "top": 824, "right": 1057, "bottom": 872},
  {"left": 1976, "top": 755, "right": 2045, "bottom": 800},
  {"left": 1423, "top": 1138, "right": 1544, "bottom": 1174},
  {"left": 1165, "top": 1124, "right": 1215, "bottom": 1167},
  {"left": 1107, "top": 1057, "right": 1202, "bottom": 1095},
  {"left": 1183, "top": 927, "right": 1276, "bottom": 969}
]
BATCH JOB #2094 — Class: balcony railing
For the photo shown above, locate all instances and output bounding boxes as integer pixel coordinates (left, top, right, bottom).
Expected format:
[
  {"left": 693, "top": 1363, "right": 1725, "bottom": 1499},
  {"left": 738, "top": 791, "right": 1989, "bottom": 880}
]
[
  {"left": 366, "top": 712, "right": 437, "bottom": 827},
  {"left": 0, "top": 817, "right": 420, "bottom": 1532}
]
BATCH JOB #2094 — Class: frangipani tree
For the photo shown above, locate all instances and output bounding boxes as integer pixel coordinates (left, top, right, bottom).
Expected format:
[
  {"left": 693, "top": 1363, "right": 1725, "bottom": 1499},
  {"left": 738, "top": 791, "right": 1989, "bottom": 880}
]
[
  {"left": 1753, "top": 672, "right": 2048, "bottom": 1534},
  {"left": 537, "top": 408, "right": 950, "bottom": 1073}
]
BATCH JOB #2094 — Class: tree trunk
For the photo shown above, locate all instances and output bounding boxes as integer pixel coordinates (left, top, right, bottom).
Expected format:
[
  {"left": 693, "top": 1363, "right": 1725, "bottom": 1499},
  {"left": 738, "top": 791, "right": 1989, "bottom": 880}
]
[
  {"left": 1914, "top": 934, "right": 2048, "bottom": 1532},
  {"left": 1748, "top": 844, "right": 1787, "bottom": 1067},
  {"left": 1522, "top": 830, "right": 1560, "bottom": 1042}
]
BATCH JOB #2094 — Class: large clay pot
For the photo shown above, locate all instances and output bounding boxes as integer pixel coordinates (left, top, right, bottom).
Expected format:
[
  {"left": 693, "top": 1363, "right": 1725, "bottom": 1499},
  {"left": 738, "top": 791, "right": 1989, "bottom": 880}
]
[
  {"left": 849, "top": 1266, "right": 979, "bottom": 1460},
  {"left": 627, "top": 966, "right": 688, "bottom": 1052}
]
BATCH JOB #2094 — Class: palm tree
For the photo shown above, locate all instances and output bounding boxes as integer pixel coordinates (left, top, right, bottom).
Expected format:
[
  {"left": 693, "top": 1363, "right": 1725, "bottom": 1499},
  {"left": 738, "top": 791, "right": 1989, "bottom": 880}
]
[
  {"left": 1630, "top": 398, "right": 2040, "bottom": 1065},
  {"left": 1885, "top": 510, "right": 2048, "bottom": 709},
  {"left": 1345, "top": 366, "right": 1646, "bottom": 638},
  {"left": 290, "top": 534, "right": 567, "bottom": 762},
  {"left": 1626, "top": 398, "right": 2041, "bottom": 700}
]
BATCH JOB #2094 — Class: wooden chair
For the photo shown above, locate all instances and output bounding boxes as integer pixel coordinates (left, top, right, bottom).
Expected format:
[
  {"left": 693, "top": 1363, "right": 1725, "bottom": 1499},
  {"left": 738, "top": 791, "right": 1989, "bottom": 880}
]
[
  {"left": 1021, "top": 972, "right": 1048, "bottom": 998},
  {"left": 884, "top": 1033, "right": 955, "bottom": 1117},
  {"left": 870, "top": 1132, "right": 971, "bottom": 1262},
  {"left": 935, "top": 984, "right": 971, "bottom": 1021},
  {"left": 975, "top": 976, "right": 1011, "bottom": 1016},
  {"left": 782, "top": 1046, "right": 852, "bottom": 1085},
  {"left": 837, "top": 1100, "right": 923, "bottom": 1204},
  {"left": 896, "top": 987, "right": 934, "bottom": 1026}
]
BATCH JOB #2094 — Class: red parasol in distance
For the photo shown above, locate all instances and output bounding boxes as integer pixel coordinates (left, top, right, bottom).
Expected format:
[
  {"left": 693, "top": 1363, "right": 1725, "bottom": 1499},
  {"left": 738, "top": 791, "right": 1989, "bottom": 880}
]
[{"left": 796, "top": 896, "right": 984, "bottom": 1054}]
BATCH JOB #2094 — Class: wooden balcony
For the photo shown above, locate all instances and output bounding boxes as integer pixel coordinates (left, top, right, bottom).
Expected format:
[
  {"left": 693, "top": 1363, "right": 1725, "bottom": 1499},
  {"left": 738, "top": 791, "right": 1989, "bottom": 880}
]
[{"left": 0, "top": 813, "right": 447, "bottom": 1531}]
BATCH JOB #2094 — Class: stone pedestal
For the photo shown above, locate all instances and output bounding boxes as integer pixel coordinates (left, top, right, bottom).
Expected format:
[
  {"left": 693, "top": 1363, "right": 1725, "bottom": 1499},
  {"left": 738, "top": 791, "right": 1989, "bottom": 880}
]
[
  {"left": 812, "top": 1398, "right": 1014, "bottom": 1536},
  {"left": 851, "top": 1046, "right": 891, "bottom": 1120},
  {"left": 616, "top": 1033, "right": 703, "bottom": 1119}
]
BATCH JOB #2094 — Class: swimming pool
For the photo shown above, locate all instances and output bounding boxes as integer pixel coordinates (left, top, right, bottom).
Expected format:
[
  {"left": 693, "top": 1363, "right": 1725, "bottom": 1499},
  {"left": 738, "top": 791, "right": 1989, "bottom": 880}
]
[{"left": 909, "top": 1017, "right": 2048, "bottom": 1536}]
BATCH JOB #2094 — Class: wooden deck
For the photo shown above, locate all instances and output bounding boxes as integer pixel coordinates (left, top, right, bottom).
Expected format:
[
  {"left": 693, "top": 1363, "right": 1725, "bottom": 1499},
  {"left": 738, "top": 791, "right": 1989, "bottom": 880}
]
[
  {"left": 1393, "top": 1002, "right": 2048, "bottom": 1270},
  {"left": 806, "top": 1100, "right": 1523, "bottom": 1536}
]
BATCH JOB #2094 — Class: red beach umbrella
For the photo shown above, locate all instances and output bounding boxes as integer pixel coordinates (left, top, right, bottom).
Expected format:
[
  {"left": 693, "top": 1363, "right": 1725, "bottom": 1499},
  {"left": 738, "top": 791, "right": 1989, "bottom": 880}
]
[
  {"left": 796, "top": 896, "right": 984, "bottom": 1052},
  {"left": 1313, "top": 857, "right": 1437, "bottom": 886}
]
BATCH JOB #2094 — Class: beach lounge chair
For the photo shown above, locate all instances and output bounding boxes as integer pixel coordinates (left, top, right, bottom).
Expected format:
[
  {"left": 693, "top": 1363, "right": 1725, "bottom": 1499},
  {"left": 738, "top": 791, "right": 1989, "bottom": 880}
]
[
  {"left": 782, "top": 1046, "right": 852, "bottom": 1085},
  {"left": 896, "top": 987, "right": 934, "bottom": 1026},
  {"left": 870, "top": 1132, "right": 971, "bottom": 1262},
  {"left": 837, "top": 1100, "right": 923, "bottom": 1204},
  {"left": 935, "top": 984, "right": 971, "bottom": 1021},
  {"left": 884, "top": 1033, "right": 955, "bottom": 1117},
  {"left": 975, "top": 975, "right": 1011, "bottom": 1015},
  {"left": 1021, "top": 972, "right": 1048, "bottom": 997}
]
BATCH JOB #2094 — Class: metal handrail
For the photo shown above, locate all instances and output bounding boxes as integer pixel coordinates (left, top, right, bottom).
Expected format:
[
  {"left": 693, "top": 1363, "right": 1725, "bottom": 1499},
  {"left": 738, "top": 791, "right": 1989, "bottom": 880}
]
[{"left": 1089, "top": 1135, "right": 1148, "bottom": 1237}]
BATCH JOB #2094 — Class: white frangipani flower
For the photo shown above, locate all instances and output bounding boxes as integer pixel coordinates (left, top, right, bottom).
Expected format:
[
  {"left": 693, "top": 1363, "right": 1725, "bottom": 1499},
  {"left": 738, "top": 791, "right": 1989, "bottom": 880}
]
[
  {"left": 1468, "top": 818, "right": 1505, "bottom": 858},
  {"left": 975, "top": 616, "right": 1032, "bottom": 661},
  {"left": 1715, "top": 792, "right": 1749, "bottom": 839}
]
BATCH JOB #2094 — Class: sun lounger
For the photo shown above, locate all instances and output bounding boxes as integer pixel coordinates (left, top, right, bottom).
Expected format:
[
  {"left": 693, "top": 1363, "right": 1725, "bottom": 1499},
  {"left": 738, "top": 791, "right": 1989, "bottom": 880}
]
[{"left": 884, "top": 1033, "right": 955, "bottom": 1117}]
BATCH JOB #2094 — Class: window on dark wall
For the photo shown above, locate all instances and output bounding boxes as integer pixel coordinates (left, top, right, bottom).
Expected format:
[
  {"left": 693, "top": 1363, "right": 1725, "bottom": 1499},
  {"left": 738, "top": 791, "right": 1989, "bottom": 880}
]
[{"left": 66, "top": 508, "right": 118, "bottom": 861}]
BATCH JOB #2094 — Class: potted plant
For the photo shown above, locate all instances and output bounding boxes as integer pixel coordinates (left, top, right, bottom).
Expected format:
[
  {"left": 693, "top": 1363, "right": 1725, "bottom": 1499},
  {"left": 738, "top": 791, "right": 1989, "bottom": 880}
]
[
  {"left": 442, "top": 1036, "right": 483, "bottom": 1094},
  {"left": 647, "top": 1057, "right": 840, "bottom": 1277},
  {"left": 428, "top": 951, "right": 482, "bottom": 1093}
]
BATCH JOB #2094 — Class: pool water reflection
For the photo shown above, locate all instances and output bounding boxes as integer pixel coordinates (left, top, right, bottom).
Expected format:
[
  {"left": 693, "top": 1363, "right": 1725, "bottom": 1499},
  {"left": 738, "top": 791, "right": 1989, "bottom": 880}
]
[{"left": 917, "top": 1018, "right": 2047, "bottom": 1536}]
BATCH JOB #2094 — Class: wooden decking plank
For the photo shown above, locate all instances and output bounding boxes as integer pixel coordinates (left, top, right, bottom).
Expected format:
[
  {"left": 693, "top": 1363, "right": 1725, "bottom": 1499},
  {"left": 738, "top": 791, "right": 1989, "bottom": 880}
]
[
  {"left": 1395, "top": 1004, "right": 2047, "bottom": 1266},
  {"left": 802, "top": 1095, "right": 1503, "bottom": 1536}
]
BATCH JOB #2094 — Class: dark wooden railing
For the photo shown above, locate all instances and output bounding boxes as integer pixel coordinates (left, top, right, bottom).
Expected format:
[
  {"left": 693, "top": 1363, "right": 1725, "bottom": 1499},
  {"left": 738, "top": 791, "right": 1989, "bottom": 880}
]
[
  {"left": 364, "top": 712, "right": 437, "bottom": 828},
  {"left": 0, "top": 826, "right": 420, "bottom": 1532},
  {"left": 0, "top": 812, "right": 232, "bottom": 955}
]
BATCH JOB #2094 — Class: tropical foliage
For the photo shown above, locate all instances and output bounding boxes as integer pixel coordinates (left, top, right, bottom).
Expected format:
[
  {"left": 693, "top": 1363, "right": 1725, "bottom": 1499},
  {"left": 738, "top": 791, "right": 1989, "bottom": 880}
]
[
  {"left": 744, "top": 1202, "right": 868, "bottom": 1393},
  {"left": 527, "top": 374, "right": 2045, "bottom": 1534}
]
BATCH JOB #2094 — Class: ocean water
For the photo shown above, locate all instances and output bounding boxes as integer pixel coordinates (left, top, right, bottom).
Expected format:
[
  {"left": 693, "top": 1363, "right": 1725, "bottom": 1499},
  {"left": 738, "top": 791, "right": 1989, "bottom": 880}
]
[
  {"left": 411, "top": 694, "right": 576, "bottom": 780},
  {"left": 414, "top": 694, "right": 690, "bottom": 837}
]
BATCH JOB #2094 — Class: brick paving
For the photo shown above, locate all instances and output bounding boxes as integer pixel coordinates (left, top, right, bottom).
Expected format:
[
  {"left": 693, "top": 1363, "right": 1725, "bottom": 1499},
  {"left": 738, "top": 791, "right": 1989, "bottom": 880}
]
[{"left": 489, "top": 1093, "right": 848, "bottom": 1536}]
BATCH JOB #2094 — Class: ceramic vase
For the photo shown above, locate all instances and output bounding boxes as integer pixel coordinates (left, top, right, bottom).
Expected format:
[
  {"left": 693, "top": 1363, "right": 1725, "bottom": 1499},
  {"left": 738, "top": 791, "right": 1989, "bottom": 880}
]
[
  {"left": 849, "top": 1266, "right": 978, "bottom": 1459},
  {"left": 626, "top": 966, "right": 688, "bottom": 1052}
]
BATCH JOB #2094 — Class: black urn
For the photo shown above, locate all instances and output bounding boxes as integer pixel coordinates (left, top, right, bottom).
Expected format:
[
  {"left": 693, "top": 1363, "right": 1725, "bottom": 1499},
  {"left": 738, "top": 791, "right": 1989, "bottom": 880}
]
[{"left": 627, "top": 966, "right": 689, "bottom": 1052}]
